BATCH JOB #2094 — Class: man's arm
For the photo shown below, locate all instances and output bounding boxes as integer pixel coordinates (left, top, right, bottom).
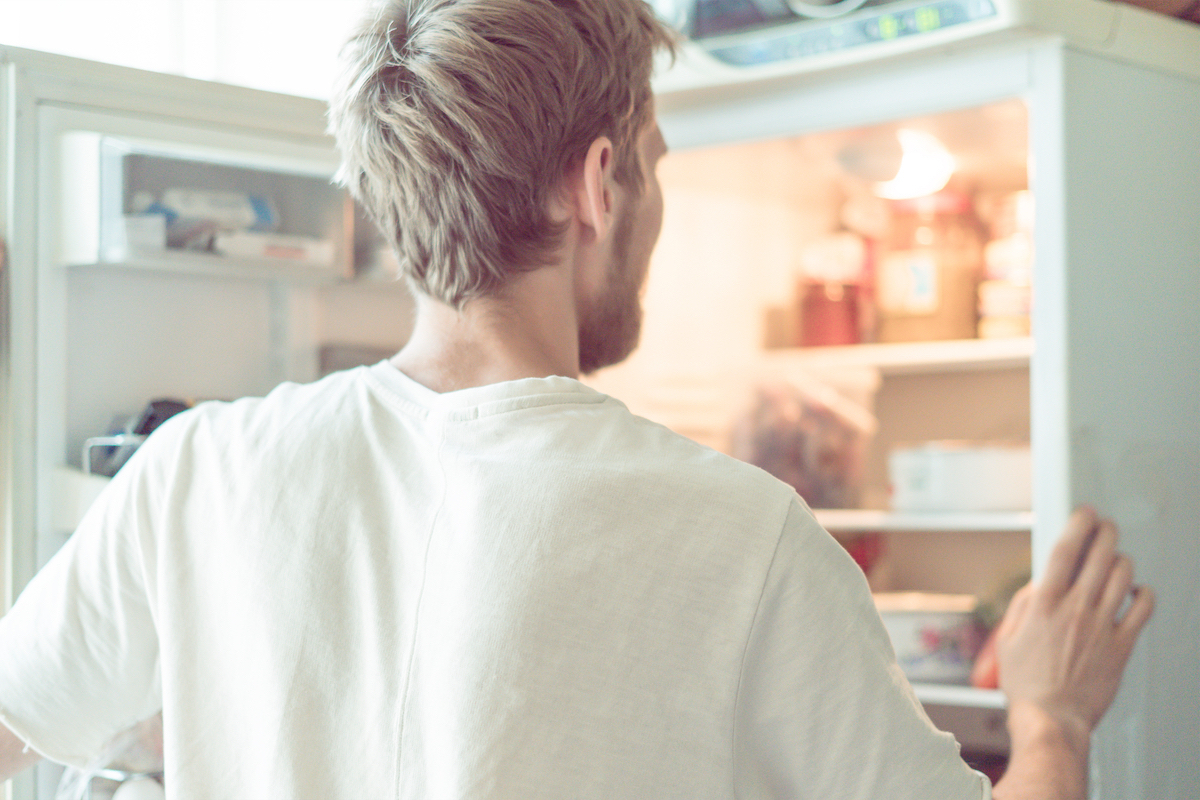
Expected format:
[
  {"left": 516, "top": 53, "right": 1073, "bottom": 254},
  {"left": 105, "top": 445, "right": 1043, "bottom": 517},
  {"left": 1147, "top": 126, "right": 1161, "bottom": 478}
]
[
  {"left": 991, "top": 507, "right": 1156, "bottom": 800},
  {"left": 1, "top": 720, "right": 42, "bottom": 783}
]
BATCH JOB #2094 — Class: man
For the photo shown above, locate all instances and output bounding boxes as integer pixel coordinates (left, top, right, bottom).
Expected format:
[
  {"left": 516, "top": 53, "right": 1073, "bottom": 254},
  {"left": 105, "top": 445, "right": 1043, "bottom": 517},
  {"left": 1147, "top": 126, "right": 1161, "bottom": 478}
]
[{"left": 0, "top": 1, "right": 1154, "bottom": 798}]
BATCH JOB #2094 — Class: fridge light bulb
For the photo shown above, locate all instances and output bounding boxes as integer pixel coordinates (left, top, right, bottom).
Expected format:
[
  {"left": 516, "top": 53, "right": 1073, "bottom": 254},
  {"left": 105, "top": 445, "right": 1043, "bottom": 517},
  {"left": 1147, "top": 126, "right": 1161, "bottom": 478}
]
[{"left": 873, "top": 129, "right": 956, "bottom": 200}]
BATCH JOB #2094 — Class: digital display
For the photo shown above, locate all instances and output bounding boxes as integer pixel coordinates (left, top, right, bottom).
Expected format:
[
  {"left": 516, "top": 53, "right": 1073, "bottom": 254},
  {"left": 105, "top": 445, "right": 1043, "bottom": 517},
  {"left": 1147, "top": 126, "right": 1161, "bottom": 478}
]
[
  {"left": 690, "top": 0, "right": 900, "bottom": 39},
  {"left": 703, "top": 0, "right": 999, "bottom": 66}
]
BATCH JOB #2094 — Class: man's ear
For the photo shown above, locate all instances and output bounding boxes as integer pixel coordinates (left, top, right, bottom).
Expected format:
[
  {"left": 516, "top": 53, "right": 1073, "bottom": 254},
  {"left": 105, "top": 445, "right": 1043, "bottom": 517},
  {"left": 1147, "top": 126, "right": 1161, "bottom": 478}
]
[{"left": 575, "top": 136, "right": 617, "bottom": 240}]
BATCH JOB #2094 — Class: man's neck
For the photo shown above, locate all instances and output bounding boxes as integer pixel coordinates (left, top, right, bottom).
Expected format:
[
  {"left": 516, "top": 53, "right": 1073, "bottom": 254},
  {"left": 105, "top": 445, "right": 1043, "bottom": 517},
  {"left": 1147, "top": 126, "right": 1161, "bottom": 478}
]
[{"left": 390, "top": 267, "right": 583, "bottom": 394}]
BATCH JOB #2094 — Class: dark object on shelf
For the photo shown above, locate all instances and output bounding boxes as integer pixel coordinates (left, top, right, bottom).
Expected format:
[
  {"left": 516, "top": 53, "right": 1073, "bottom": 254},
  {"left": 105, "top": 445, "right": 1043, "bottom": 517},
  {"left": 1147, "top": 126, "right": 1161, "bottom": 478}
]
[{"left": 83, "top": 398, "right": 192, "bottom": 477}]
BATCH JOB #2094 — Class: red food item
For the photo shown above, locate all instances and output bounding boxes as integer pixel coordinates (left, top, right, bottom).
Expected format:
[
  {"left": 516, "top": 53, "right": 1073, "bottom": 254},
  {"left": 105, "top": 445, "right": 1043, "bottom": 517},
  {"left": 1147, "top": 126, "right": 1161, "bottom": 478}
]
[
  {"left": 971, "top": 627, "right": 1001, "bottom": 689},
  {"left": 842, "top": 533, "right": 884, "bottom": 575}
]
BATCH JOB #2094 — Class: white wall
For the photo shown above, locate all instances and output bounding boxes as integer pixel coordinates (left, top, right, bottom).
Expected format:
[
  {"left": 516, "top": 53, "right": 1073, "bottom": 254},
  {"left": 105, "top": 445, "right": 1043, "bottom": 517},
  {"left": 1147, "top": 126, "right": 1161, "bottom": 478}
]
[{"left": 0, "top": 0, "right": 374, "bottom": 98}]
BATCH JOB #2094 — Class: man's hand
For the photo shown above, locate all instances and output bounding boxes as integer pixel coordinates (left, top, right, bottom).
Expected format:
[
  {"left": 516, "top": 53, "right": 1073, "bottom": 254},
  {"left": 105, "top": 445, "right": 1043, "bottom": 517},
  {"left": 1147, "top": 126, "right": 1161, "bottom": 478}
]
[{"left": 992, "top": 507, "right": 1155, "bottom": 800}]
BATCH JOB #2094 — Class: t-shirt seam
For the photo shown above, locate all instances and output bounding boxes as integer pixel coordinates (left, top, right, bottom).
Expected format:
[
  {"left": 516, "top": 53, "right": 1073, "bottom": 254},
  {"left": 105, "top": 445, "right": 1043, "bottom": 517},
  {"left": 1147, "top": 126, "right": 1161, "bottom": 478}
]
[
  {"left": 392, "top": 419, "right": 450, "bottom": 799},
  {"left": 729, "top": 496, "right": 800, "bottom": 799}
]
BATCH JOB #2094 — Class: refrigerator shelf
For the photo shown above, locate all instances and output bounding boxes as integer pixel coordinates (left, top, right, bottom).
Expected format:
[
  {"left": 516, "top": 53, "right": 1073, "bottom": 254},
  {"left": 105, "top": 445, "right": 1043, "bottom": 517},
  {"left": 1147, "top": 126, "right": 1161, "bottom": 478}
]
[
  {"left": 912, "top": 683, "right": 1007, "bottom": 710},
  {"left": 760, "top": 337, "right": 1033, "bottom": 376},
  {"left": 68, "top": 250, "right": 347, "bottom": 284},
  {"left": 813, "top": 509, "right": 1034, "bottom": 533}
]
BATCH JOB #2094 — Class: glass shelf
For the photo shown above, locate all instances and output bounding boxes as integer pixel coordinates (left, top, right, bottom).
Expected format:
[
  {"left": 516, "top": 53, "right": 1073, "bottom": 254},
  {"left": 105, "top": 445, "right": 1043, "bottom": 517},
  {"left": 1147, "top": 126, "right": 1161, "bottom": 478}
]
[
  {"left": 760, "top": 337, "right": 1033, "bottom": 375},
  {"left": 813, "top": 509, "right": 1034, "bottom": 532},
  {"left": 67, "top": 251, "right": 346, "bottom": 283},
  {"left": 912, "top": 683, "right": 1007, "bottom": 710}
]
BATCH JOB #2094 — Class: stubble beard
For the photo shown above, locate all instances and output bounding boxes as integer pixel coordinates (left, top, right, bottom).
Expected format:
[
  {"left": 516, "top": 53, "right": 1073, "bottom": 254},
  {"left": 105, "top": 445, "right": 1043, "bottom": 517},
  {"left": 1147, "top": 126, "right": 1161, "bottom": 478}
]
[{"left": 577, "top": 206, "right": 646, "bottom": 376}]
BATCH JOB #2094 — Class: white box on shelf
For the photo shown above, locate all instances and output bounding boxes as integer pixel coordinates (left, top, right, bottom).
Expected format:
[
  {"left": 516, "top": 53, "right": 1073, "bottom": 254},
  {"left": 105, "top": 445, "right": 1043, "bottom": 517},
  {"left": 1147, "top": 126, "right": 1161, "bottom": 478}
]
[
  {"left": 214, "top": 230, "right": 336, "bottom": 269},
  {"left": 889, "top": 442, "right": 1032, "bottom": 512},
  {"left": 119, "top": 214, "right": 167, "bottom": 255}
]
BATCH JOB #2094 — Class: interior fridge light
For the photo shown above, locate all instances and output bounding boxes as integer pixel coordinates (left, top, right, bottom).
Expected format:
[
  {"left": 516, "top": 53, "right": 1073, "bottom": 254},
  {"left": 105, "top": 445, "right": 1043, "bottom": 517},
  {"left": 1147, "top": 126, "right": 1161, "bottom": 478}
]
[{"left": 873, "top": 128, "right": 956, "bottom": 199}]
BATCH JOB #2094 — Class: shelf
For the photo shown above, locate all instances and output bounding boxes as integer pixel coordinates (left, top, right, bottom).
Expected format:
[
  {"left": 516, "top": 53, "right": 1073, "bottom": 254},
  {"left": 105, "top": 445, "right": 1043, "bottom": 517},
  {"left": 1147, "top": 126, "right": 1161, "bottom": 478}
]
[
  {"left": 813, "top": 509, "right": 1034, "bottom": 532},
  {"left": 912, "top": 683, "right": 1007, "bottom": 710},
  {"left": 760, "top": 337, "right": 1033, "bottom": 376},
  {"left": 67, "top": 250, "right": 347, "bottom": 284}
]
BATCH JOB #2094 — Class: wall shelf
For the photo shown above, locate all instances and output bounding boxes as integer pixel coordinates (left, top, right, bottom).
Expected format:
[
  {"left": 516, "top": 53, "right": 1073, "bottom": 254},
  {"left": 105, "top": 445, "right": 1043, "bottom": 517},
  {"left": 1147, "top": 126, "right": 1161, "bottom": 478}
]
[{"left": 813, "top": 509, "right": 1034, "bottom": 532}]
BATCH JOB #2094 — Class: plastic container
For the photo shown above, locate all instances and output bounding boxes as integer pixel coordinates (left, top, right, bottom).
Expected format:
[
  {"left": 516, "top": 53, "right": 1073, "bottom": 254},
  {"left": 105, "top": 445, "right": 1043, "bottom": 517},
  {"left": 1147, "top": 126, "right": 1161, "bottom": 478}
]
[
  {"left": 874, "top": 592, "right": 984, "bottom": 684},
  {"left": 731, "top": 374, "right": 876, "bottom": 509},
  {"left": 889, "top": 442, "right": 1032, "bottom": 512}
]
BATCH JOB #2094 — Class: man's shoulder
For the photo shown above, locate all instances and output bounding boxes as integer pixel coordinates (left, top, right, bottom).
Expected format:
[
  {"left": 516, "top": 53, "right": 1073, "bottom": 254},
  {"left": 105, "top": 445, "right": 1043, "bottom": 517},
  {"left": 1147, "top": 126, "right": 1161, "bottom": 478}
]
[
  {"left": 591, "top": 400, "right": 801, "bottom": 516},
  {"left": 156, "top": 366, "right": 373, "bottom": 457}
]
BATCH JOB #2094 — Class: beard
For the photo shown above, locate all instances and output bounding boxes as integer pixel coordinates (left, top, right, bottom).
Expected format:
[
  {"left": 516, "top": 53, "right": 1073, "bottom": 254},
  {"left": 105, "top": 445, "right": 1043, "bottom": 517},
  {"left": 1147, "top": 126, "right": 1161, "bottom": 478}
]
[{"left": 577, "top": 205, "right": 648, "bottom": 375}]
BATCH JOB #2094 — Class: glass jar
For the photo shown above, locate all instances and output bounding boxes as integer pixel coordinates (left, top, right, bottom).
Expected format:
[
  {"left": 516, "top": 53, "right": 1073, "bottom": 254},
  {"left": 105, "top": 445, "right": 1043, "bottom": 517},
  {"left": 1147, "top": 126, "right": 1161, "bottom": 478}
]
[{"left": 875, "top": 191, "right": 983, "bottom": 342}]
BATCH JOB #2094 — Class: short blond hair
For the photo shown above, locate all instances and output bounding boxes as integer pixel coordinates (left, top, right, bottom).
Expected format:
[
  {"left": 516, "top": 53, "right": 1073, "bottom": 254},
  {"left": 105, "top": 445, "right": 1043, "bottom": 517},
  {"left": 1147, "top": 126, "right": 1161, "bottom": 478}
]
[{"left": 329, "top": 0, "right": 675, "bottom": 306}]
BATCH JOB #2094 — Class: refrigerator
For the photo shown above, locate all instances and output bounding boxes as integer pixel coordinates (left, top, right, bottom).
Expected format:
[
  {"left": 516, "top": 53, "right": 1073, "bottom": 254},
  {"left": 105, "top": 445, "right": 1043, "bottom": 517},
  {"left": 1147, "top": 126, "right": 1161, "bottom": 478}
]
[{"left": 2, "top": 0, "right": 1198, "bottom": 796}]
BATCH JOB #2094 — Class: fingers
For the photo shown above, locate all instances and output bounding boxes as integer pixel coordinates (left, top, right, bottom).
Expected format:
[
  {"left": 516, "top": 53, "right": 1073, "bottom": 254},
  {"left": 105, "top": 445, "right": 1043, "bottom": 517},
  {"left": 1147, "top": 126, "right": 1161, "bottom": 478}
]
[
  {"left": 1041, "top": 507, "right": 1100, "bottom": 600},
  {"left": 1117, "top": 585, "right": 1156, "bottom": 645},
  {"left": 997, "top": 582, "right": 1034, "bottom": 640},
  {"left": 1097, "top": 553, "right": 1135, "bottom": 620},
  {"left": 1074, "top": 519, "right": 1119, "bottom": 606}
]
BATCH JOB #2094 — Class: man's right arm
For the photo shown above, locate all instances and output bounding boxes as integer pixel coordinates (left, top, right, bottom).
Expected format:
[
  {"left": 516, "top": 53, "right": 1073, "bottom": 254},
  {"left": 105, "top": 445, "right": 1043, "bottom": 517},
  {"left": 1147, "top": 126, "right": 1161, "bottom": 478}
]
[
  {"left": 1, "top": 720, "right": 42, "bottom": 783},
  {"left": 991, "top": 507, "right": 1156, "bottom": 800}
]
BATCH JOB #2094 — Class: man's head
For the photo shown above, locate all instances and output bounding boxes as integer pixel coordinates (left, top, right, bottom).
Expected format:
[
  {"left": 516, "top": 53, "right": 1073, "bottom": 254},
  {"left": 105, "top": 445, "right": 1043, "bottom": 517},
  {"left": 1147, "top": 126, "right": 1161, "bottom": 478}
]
[{"left": 329, "top": 0, "right": 675, "bottom": 309}]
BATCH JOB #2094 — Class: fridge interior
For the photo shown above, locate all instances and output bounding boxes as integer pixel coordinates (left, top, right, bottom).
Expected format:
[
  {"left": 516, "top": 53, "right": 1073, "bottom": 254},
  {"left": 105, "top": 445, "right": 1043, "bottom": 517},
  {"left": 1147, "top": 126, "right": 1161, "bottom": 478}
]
[
  {"left": 591, "top": 99, "right": 1032, "bottom": 569},
  {"left": 585, "top": 96, "right": 1036, "bottom": 761}
]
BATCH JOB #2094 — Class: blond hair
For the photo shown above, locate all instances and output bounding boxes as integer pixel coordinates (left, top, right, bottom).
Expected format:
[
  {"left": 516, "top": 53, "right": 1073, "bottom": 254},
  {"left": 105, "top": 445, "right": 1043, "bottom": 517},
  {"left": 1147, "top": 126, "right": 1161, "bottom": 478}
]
[{"left": 329, "top": 0, "right": 675, "bottom": 306}]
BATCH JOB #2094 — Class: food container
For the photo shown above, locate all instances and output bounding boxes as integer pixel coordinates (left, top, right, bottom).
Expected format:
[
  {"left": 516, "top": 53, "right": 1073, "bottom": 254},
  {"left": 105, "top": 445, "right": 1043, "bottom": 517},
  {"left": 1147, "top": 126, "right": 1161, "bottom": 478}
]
[
  {"left": 731, "top": 374, "right": 876, "bottom": 509},
  {"left": 889, "top": 441, "right": 1031, "bottom": 512},
  {"left": 874, "top": 592, "right": 984, "bottom": 684}
]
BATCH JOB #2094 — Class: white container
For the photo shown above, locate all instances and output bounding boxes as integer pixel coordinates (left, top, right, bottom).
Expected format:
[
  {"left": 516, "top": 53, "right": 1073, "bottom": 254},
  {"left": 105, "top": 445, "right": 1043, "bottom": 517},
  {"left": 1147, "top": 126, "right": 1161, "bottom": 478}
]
[
  {"left": 213, "top": 230, "right": 336, "bottom": 268},
  {"left": 874, "top": 592, "right": 983, "bottom": 685},
  {"left": 889, "top": 442, "right": 1031, "bottom": 512}
]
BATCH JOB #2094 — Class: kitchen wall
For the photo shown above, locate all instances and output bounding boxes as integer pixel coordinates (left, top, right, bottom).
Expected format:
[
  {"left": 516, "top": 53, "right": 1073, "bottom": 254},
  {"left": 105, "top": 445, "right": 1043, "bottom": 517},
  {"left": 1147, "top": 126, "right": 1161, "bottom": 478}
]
[{"left": 0, "top": 0, "right": 372, "bottom": 98}]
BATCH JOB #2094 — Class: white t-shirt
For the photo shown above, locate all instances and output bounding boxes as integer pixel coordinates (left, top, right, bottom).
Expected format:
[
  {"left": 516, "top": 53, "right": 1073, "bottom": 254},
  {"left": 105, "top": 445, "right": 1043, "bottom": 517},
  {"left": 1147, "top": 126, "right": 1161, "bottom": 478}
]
[{"left": 0, "top": 362, "right": 991, "bottom": 799}]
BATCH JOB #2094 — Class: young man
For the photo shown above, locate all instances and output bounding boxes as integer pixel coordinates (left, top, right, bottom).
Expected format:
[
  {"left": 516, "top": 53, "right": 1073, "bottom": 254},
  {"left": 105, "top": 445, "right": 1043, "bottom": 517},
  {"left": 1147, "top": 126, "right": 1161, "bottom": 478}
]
[{"left": 0, "top": 1, "right": 1154, "bottom": 798}]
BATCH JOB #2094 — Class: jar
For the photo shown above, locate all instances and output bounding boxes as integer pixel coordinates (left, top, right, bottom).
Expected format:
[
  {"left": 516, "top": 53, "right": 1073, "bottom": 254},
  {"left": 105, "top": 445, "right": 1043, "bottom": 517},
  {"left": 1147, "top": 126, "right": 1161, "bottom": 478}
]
[
  {"left": 875, "top": 191, "right": 983, "bottom": 342},
  {"left": 793, "top": 231, "right": 871, "bottom": 347}
]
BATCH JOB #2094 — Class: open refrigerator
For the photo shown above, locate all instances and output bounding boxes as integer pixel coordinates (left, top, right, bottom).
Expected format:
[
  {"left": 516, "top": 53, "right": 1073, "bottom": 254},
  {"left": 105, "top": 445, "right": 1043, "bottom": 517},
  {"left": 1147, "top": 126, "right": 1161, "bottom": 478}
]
[
  {"left": 597, "top": 0, "right": 1200, "bottom": 793},
  {"left": 2, "top": 0, "right": 1199, "bottom": 797}
]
